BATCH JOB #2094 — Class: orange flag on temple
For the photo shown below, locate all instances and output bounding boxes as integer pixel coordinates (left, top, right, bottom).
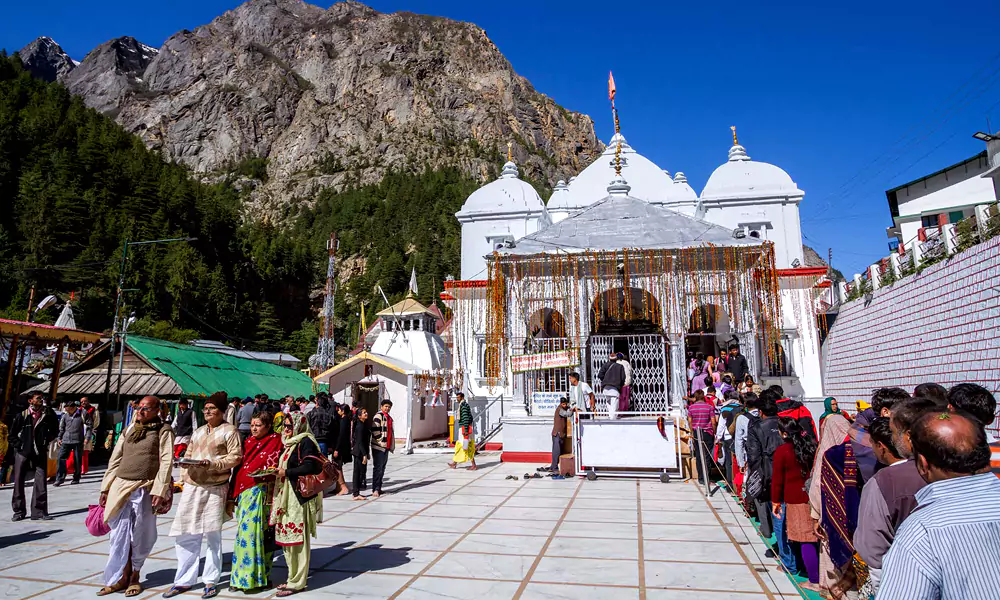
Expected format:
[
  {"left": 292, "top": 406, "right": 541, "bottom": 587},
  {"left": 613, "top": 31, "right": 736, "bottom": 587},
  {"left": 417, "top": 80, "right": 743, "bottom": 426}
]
[{"left": 608, "top": 71, "right": 616, "bottom": 102}]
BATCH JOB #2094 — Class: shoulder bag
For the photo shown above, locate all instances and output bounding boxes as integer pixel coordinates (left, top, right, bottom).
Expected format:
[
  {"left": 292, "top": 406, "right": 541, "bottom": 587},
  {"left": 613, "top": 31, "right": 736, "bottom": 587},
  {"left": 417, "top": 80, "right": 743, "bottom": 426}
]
[{"left": 296, "top": 446, "right": 343, "bottom": 499}]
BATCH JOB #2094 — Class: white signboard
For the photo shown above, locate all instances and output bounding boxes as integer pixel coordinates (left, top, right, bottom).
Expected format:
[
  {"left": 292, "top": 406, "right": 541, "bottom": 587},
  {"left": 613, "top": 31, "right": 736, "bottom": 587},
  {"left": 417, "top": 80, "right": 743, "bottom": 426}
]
[
  {"left": 578, "top": 418, "right": 679, "bottom": 470},
  {"left": 510, "top": 349, "right": 579, "bottom": 373},
  {"left": 530, "top": 391, "right": 566, "bottom": 416}
]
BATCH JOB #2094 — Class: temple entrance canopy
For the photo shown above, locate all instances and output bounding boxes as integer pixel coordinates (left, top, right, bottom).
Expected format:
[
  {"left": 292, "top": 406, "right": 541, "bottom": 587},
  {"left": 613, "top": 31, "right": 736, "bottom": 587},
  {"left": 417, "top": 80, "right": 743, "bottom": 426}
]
[{"left": 475, "top": 182, "right": 783, "bottom": 412}]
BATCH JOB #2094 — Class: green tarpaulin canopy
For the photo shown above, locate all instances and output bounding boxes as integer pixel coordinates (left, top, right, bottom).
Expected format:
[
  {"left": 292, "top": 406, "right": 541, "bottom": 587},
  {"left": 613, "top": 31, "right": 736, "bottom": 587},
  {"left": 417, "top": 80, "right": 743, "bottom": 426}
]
[{"left": 127, "top": 335, "right": 315, "bottom": 399}]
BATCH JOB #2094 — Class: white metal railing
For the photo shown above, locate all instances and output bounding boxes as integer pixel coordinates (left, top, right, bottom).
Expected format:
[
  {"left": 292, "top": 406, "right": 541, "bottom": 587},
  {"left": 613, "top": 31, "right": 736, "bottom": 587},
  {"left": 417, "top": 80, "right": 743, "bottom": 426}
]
[{"left": 837, "top": 203, "right": 1000, "bottom": 304}]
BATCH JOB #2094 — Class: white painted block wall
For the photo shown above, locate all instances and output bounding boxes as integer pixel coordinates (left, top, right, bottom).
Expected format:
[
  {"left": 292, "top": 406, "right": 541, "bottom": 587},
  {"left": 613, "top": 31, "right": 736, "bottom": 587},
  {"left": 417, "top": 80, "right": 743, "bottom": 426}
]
[{"left": 823, "top": 236, "right": 1000, "bottom": 403}]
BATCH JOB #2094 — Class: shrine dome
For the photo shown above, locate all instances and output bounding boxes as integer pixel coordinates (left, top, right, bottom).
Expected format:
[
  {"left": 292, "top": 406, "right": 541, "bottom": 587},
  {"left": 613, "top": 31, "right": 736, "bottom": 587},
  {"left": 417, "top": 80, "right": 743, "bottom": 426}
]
[
  {"left": 457, "top": 160, "right": 545, "bottom": 217},
  {"left": 562, "top": 132, "right": 685, "bottom": 209},
  {"left": 701, "top": 143, "right": 803, "bottom": 201}
]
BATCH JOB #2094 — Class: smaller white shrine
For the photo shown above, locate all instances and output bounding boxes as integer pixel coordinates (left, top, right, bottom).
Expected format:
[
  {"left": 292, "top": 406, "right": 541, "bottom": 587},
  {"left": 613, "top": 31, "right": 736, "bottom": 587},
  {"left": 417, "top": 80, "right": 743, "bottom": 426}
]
[{"left": 315, "top": 280, "right": 452, "bottom": 451}]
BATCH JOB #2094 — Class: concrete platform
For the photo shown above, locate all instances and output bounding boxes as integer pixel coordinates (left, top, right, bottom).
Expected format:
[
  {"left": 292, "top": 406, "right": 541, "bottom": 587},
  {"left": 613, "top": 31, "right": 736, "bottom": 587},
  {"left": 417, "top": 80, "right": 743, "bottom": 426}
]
[{"left": 0, "top": 454, "right": 805, "bottom": 599}]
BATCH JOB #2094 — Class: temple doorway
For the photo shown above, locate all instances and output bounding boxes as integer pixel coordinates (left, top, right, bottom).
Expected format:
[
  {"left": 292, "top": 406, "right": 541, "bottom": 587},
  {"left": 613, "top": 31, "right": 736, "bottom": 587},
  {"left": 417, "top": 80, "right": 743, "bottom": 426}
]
[
  {"left": 685, "top": 304, "right": 734, "bottom": 364},
  {"left": 587, "top": 288, "right": 669, "bottom": 412}
]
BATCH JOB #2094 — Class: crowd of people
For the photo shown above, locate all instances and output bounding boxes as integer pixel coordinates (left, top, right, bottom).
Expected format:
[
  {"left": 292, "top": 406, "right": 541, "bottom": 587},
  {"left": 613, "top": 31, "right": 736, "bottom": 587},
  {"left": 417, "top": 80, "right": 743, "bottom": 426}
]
[
  {"left": 0, "top": 388, "right": 407, "bottom": 597},
  {"left": 688, "top": 379, "right": 1000, "bottom": 599}
]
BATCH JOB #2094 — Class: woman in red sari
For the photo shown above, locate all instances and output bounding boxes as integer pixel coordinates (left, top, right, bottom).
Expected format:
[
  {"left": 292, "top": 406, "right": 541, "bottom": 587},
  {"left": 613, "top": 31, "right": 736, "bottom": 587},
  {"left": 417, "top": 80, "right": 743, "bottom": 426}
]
[{"left": 230, "top": 411, "right": 282, "bottom": 592}]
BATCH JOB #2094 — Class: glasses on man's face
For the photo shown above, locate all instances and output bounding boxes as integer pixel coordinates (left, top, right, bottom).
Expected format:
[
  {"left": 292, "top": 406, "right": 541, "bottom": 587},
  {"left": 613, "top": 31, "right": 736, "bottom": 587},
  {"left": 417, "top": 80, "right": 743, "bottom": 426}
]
[
  {"left": 203, "top": 407, "right": 220, "bottom": 414},
  {"left": 136, "top": 406, "right": 155, "bottom": 413}
]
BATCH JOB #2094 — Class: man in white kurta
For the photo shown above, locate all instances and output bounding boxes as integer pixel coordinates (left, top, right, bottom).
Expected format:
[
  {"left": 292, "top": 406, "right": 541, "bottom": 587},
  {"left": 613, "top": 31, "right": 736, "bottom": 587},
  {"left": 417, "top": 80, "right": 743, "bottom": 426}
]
[
  {"left": 98, "top": 395, "right": 174, "bottom": 596},
  {"left": 165, "top": 393, "right": 241, "bottom": 597}
]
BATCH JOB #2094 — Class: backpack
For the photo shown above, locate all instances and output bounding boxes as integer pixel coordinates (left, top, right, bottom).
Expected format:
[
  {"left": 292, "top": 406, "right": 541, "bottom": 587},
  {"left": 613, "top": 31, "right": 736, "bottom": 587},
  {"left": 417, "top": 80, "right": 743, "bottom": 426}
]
[{"left": 724, "top": 406, "right": 745, "bottom": 437}]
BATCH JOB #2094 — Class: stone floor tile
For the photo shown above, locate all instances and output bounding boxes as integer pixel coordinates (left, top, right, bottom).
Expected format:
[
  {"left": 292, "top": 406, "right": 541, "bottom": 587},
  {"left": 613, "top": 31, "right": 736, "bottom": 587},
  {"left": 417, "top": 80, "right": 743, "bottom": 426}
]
[
  {"left": 425, "top": 551, "right": 534, "bottom": 581},
  {"left": 520, "top": 582, "right": 640, "bottom": 600},
  {"left": 645, "top": 561, "right": 762, "bottom": 592},
  {"left": 555, "top": 520, "right": 638, "bottom": 539},
  {"left": 474, "top": 518, "right": 557, "bottom": 537},
  {"left": 396, "top": 515, "right": 481, "bottom": 533},
  {"left": 643, "top": 539, "right": 744, "bottom": 563},
  {"left": 545, "top": 536, "right": 639, "bottom": 560},
  {"left": 395, "top": 576, "right": 520, "bottom": 599},
  {"left": 453, "top": 533, "right": 548, "bottom": 556},
  {"left": 531, "top": 556, "right": 639, "bottom": 586}
]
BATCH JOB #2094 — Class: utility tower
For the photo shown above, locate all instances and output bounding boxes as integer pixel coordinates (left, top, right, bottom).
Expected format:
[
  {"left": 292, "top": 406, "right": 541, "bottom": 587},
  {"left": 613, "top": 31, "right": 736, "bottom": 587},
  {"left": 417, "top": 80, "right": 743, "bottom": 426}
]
[{"left": 314, "top": 232, "right": 338, "bottom": 372}]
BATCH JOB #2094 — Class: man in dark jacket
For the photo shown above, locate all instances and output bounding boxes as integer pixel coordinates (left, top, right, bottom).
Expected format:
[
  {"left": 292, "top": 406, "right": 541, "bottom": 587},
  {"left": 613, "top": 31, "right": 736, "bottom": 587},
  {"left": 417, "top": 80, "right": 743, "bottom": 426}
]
[
  {"left": 596, "top": 353, "right": 626, "bottom": 417},
  {"left": 307, "top": 393, "right": 337, "bottom": 456},
  {"left": 745, "top": 393, "right": 783, "bottom": 539},
  {"left": 724, "top": 344, "right": 749, "bottom": 384},
  {"left": 171, "top": 399, "right": 196, "bottom": 459},
  {"left": 55, "top": 401, "right": 85, "bottom": 486},
  {"left": 10, "top": 393, "right": 59, "bottom": 521},
  {"left": 351, "top": 408, "right": 371, "bottom": 500}
]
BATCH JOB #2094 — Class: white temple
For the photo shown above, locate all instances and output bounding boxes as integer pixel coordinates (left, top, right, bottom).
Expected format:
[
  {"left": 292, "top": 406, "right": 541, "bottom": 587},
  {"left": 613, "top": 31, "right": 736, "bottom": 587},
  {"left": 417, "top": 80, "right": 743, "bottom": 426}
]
[{"left": 442, "top": 127, "right": 827, "bottom": 461}]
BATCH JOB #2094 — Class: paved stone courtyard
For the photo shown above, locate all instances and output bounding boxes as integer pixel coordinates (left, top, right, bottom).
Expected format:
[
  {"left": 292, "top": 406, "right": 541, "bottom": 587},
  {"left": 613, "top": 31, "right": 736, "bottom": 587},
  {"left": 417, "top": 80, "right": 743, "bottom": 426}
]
[{"left": 0, "top": 454, "right": 804, "bottom": 599}]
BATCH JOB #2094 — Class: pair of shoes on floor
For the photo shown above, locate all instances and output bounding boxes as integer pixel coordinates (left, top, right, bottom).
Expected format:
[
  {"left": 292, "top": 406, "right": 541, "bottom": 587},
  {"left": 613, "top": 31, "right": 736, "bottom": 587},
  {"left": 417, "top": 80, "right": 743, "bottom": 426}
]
[
  {"left": 32, "top": 514, "right": 52, "bottom": 521},
  {"left": 522, "top": 473, "right": 542, "bottom": 480},
  {"left": 504, "top": 475, "right": 518, "bottom": 480},
  {"left": 536, "top": 466, "right": 552, "bottom": 472},
  {"left": 551, "top": 474, "right": 566, "bottom": 480},
  {"left": 11, "top": 514, "right": 25, "bottom": 522}
]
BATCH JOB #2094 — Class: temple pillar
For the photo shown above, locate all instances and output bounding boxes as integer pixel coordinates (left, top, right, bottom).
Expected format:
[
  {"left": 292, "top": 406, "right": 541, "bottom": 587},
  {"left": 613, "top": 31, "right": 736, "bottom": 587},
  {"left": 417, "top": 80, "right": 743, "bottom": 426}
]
[{"left": 667, "top": 333, "right": 686, "bottom": 408}]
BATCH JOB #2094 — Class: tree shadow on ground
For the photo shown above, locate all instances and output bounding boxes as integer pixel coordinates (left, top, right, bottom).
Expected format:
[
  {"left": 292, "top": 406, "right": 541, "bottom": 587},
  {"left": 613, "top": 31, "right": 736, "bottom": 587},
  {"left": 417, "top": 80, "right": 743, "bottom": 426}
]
[{"left": 0, "top": 529, "right": 61, "bottom": 547}]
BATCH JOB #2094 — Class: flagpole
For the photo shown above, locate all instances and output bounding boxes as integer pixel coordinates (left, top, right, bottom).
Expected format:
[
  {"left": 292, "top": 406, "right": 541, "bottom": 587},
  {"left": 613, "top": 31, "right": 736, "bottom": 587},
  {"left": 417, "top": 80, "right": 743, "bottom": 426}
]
[{"left": 609, "top": 70, "right": 622, "bottom": 177}]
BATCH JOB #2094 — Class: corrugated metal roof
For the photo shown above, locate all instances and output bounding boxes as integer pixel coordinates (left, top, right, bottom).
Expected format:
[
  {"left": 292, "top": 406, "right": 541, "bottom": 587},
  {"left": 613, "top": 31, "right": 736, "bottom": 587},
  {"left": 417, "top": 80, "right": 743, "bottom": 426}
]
[
  {"left": 499, "top": 194, "right": 761, "bottom": 256},
  {"left": 127, "top": 336, "right": 315, "bottom": 398}
]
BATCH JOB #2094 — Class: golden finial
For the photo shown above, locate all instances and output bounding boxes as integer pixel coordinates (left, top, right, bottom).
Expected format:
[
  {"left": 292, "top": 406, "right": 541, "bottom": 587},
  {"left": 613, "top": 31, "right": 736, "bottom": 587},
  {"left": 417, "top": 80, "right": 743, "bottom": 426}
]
[
  {"left": 507, "top": 141, "right": 513, "bottom": 162},
  {"left": 730, "top": 125, "right": 739, "bottom": 146}
]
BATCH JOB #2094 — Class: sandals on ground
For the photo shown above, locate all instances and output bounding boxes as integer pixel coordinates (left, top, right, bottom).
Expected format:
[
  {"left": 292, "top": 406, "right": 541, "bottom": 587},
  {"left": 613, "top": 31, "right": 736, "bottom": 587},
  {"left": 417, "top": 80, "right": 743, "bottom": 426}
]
[
  {"left": 162, "top": 586, "right": 190, "bottom": 598},
  {"left": 276, "top": 587, "right": 305, "bottom": 597},
  {"left": 96, "top": 582, "right": 128, "bottom": 596},
  {"left": 124, "top": 583, "right": 143, "bottom": 597},
  {"left": 202, "top": 584, "right": 219, "bottom": 598}
]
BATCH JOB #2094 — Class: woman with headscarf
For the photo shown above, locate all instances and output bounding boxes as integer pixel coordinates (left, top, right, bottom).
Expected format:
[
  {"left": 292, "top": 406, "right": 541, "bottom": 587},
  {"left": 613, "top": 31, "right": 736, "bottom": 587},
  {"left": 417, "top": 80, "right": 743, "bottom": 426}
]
[
  {"left": 807, "top": 413, "right": 856, "bottom": 599},
  {"left": 818, "top": 397, "right": 853, "bottom": 432},
  {"left": 269, "top": 413, "right": 323, "bottom": 597},
  {"left": 229, "top": 411, "right": 282, "bottom": 593}
]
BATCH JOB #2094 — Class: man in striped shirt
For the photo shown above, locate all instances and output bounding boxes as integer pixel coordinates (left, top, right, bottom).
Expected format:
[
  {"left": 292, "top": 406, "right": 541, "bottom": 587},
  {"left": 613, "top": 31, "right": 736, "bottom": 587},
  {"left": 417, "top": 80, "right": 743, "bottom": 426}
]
[
  {"left": 877, "top": 410, "right": 1000, "bottom": 600},
  {"left": 944, "top": 383, "right": 1000, "bottom": 477},
  {"left": 687, "top": 390, "right": 716, "bottom": 485}
]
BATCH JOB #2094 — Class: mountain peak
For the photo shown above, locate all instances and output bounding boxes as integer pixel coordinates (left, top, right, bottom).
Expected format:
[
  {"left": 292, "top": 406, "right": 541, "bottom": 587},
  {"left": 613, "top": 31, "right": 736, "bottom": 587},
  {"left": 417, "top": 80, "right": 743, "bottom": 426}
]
[
  {"left": 62, "top": 36, "right": 159, "bottom": 114},
  {"left": 18, "top": 36, "right": 76, "bottom": 83}
]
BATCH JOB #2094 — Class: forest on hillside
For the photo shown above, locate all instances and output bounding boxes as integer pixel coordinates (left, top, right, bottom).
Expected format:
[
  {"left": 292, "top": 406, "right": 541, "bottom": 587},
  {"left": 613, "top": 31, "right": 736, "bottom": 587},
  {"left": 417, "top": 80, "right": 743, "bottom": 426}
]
[{"left": 0, "top": 52, "right": 479, "bottom": 361}]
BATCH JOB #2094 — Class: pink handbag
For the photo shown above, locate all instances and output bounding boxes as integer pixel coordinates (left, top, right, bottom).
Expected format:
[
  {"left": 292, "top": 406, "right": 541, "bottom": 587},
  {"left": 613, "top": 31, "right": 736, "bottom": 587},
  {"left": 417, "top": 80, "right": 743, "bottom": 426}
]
[{"left": 86, "top": 504, "right": 111, "bottom": 537}]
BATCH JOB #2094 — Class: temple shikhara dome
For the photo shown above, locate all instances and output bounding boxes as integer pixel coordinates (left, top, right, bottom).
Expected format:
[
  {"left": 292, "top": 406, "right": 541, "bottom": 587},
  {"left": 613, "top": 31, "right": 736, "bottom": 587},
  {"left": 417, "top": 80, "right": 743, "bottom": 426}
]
[{"left": 701, "top": 142, "right": 804, "bottom": 201}]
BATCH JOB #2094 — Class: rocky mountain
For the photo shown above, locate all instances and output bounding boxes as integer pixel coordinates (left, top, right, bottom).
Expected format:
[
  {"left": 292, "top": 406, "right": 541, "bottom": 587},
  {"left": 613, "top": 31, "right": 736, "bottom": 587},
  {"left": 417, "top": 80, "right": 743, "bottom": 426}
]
[
  {"left": 18, "top": 0, "right": 601, "bottom": 213},
  {"left": 17, "top": 37, "right": 76, "bottom": 82},
  {"left": 62, "top": 36, "right": 159, "bottom": 115}
]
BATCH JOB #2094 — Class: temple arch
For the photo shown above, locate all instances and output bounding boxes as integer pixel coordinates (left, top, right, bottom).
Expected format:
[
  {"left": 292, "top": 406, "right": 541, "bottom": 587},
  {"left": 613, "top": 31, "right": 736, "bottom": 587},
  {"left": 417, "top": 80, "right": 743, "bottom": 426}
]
[
  {"left": 589, "top": 287, "right": 662, "bottom": 335},
  {"left": 685, "top": 304, "right": 733, "bottom": 363}
]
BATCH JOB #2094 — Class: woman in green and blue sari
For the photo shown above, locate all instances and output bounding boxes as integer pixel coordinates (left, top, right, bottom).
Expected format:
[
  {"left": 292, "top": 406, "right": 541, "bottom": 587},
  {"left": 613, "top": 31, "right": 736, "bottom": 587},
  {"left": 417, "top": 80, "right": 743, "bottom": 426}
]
[{"left": 230, "top": 411, "right": 282, "bottom": 592}]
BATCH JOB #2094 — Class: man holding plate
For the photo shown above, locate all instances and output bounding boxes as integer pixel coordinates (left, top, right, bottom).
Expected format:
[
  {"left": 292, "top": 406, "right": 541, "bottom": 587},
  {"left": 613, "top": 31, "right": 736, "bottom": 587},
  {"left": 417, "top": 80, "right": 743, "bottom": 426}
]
[{"left": 163, "top": 392, "right": 242, "bottom": 599}]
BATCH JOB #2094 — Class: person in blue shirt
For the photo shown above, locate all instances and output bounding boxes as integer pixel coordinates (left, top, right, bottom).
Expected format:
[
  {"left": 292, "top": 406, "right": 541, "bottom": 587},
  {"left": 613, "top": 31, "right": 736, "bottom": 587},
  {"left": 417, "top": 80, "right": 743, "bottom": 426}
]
[{"left": 878, "top": 409, "right": 1000, "bottom": 600}]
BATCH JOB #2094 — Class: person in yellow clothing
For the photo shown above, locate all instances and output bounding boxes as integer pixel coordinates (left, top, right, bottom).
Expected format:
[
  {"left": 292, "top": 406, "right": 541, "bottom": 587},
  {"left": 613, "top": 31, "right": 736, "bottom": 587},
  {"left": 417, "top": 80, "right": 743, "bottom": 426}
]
[{"left": 449, "top": 392, "right": 476, "bottom": 470}]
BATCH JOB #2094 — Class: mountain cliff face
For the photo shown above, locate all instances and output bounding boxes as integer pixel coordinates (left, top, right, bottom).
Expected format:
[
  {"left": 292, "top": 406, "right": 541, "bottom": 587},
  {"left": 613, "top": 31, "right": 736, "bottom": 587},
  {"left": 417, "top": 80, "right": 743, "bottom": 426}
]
[
  {"left": 18, "top": 0, "right": 601, "bottom": 212},
  {"left": 17, "top": 37, "right": 76, "bottom": 82},
  {"left": 63, "top": 36, "right": 159, "bottom": 115}
]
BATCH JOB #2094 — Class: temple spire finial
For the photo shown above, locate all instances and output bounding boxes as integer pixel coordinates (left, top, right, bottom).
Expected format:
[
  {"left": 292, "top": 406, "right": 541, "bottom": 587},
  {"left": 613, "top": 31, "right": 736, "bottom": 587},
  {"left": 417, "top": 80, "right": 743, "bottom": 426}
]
[
  {"left": 730, "top": 125, "right": 739, "bottom": 146},
  {"left": 507, "top": 141, "right": 513, "bottom": 162}
]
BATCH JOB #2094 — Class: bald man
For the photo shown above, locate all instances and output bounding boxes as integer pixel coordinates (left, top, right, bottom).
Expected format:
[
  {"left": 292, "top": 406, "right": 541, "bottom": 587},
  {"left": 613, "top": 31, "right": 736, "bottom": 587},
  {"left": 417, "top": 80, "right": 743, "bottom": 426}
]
[
  {"left": 98, "top": 396, "right": 174, "bottom": 596},
  {"left": 878, "top": 410, "right": 1000, "bottom": 600}
]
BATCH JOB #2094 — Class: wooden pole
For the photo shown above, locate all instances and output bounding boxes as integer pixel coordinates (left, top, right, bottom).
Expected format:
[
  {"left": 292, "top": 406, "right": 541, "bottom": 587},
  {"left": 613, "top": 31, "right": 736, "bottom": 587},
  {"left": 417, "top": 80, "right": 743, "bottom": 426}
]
[
  {"left": 2, "top": 334, "right": 19, "bottom": 420},
  {"left": 50, "top": 339, "right": 66, "bottom": 404}
]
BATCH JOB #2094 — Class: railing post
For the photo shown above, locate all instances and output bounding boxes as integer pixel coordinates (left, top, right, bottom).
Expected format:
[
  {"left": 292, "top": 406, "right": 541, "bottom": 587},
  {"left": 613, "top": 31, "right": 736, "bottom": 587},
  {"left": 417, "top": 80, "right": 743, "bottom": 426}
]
[
  {"left": 869, "top": 264, "right": 881, "bottom": 290},
  {"left": 838, "top": 281, "right": 848, "bottom": 301},
  {"left": 942, "top": 223, "right": 958, "bottom": 254},
  {"left": 889, "top": 253, "right": 902, "bottom": 277},
  {"left": 910, "top": 238, "right": 923, "bottom": 265},
  {"left": 976, "top": 204, "right": 991, "bottom": 236}
]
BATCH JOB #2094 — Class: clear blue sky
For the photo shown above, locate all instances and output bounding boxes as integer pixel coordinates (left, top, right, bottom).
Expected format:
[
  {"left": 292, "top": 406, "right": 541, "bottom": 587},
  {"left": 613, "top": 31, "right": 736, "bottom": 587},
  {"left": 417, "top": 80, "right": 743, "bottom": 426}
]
[{"left": 3, "top": 0, "right": 999, "bottom": 276}]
